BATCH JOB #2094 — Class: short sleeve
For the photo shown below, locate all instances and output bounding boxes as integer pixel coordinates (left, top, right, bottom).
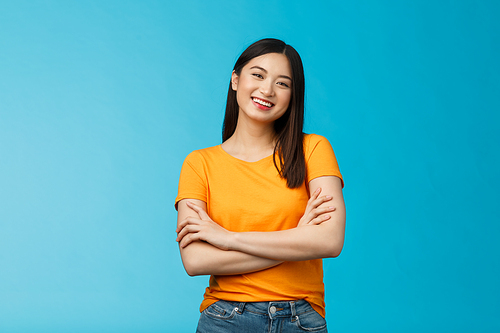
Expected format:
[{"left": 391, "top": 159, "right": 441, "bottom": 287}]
[
  {"left": 305, "top": 134, "right": 344, "bottom": 187},
  {"left": 174, "top": 151, "right": 208, "bottom": 209}
]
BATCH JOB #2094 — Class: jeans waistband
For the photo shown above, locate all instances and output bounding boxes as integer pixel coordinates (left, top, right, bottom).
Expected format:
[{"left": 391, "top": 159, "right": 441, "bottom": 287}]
[{"left": 229, "top": 300, "right": 310, "bottom": 319}]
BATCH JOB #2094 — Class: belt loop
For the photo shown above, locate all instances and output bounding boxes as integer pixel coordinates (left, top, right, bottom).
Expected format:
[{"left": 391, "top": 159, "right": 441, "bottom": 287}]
[
  {"left": 290, "top": 301, "right": 297, "bottom": 317},
  {"left": 236, "top": 302, "right": 246, "bottom": 314}
]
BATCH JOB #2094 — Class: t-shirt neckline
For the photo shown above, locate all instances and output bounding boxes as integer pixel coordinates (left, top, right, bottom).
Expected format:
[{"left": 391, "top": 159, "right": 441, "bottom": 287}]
[{"left": 218, "top": 145, "right": 274, "bottom": 164}]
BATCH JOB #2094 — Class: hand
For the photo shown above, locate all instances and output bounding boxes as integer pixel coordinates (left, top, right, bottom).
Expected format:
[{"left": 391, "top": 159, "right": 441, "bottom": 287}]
[
  {"left": 297, "top": 187, "right": 336, "bottom": 227},
  {"left": 176, "top": 201, "right": 234, "bottom": 250}
]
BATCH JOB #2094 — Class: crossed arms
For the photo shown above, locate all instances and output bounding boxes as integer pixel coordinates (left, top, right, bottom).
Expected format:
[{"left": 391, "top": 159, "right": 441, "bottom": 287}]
[{"left": 176, "top": 176, "right": 345, "bottom": 276}]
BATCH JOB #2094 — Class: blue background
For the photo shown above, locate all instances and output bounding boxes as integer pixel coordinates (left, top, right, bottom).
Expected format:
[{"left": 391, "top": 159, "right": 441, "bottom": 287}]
[{"left": 1, "top": 1, "right": 499, "bottom": 332}]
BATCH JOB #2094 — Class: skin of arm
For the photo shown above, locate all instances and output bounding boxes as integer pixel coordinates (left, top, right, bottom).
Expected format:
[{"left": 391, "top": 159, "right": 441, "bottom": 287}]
[
  {"left": 230, "top": 176, "right": 345, "bottom": 261},
  {"left": 177, "top": 175, "right": 345, "bottom": 262},
  {"left": 177, "top": 199, "right": 283, "bottom": 276}
]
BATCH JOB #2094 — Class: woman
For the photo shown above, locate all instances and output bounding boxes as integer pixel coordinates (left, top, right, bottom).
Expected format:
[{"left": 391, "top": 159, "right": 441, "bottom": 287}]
[{"left": 175, "top": 38, "right": 345, "bottom": 333}]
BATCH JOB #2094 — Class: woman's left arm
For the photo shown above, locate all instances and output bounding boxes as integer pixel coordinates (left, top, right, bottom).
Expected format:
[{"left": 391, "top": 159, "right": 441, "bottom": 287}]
[{"left": 177, "top": 175, "right": 345, "bottom": 261}]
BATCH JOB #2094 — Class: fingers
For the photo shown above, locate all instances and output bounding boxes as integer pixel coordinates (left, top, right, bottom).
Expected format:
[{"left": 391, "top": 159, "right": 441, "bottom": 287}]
[
  {"left": 303, "top": 189, "right": 329, "bottom": 215},
  {"left": 297, "top": 189, "right": 337, "bottom": 228},
  {"left": 303, "top": 194, "right": 333, "bottom": 217},
  {"left": 176, "top": 216, "right": 198, "bottom": 233},
  {"left": 310, "top": 195, "right": 333, "bottom": 208},
  {"left": 179, "top": 232, "right": 200, "bottom": 248},
  {"left": 307, "top": 188, "right": 333, "bottom": 208},
  {"left": 175, "top": 206, "right": 212, "bottom": 245},
  {"left": 176, "top": 216, "right": 187, "bottom": 233},
  {"left": 186, "top": 200, "right": 200, "bottom": 211},
  {"left": 303, "top": 204, "right": 336, "bottom": 224},
  {"left": 310, "top": 187, "right": 321, "bottom": 201},
  {"left": 303, "top": 188, "right": 321, "bottom": 213},
  {"left": 176, "top": 223, "right": 201, "bottom": 243},
  {"left": 175, "top": 202, "right": 210, "bottom": 233},
  {"left": 309, "top": 214, "right": 332, "bottom": 225},
  {"left": 305, "top": 206, "right": 336, "bottom": 224},
  {"left": 316, "top": 205, "right": 336, "bottom": 215},
  {"left": 186, "top": 201, "right": 211, "bottom": 220},
  {"left": 176, "top": 215, "right": 205, "bottom": 245}
]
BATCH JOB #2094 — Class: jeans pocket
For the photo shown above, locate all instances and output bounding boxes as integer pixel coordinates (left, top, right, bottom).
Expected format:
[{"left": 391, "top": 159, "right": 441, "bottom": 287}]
[
  {"left": 203, "top": 300, "right": 238, "bottom": 320},
  {"left": 294, "top": 306, "right": 327, "bottom": 332}
]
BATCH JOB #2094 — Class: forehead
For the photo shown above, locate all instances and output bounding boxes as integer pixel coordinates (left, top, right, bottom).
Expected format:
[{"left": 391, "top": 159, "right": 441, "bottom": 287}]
[{"left": 244, "top": 53, "right": 292, "bottom": 78}]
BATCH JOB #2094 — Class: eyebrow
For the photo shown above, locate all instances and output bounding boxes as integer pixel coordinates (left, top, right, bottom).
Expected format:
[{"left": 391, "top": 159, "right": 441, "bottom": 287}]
[{"left": 250, "top": 66, "right": 292, "bottom": 81}]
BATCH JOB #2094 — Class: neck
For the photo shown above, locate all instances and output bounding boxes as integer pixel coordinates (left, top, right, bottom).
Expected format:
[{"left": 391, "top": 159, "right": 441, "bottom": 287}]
[{"left": 221, "top": 112, "right": 277, "bottom": 161}]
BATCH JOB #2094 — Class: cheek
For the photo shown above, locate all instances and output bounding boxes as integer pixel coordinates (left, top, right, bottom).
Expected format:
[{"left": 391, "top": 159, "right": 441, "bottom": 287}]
[
  {"left": 281, "top": 92, "right": 292, "bottom": 108},
  {"left": 235, "top": 89, "right": 246, "bottom": 106},
  {"left": 235, "top": 79, "right": 252, "bottom": 99}
]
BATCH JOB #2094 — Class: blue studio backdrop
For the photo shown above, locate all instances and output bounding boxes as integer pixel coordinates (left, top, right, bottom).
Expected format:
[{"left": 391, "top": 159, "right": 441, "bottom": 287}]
[{"left": 1, "top": 1, "right": 499, "bottom": 332}]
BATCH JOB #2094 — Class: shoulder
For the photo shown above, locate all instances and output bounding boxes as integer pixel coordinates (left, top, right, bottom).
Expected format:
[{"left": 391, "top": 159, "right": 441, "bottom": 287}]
[
  {"left": 303, "top": 133, "right": 333, "bottom": 157},
  {"left": 304, "top": 133, "right": 329, "bottom": 145},
  {"left": 303, "top": 133, "right": 343, "bottom": 187},
  {"left": 183, "top": 145, "right": 222, "bottom": 163},
  {"left": 180, "top": 145, "right": 222, "bottom": 170}
]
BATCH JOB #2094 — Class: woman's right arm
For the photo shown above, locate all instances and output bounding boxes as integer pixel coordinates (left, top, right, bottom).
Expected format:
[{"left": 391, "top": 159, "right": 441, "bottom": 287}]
[{"left": 177, "top": 199, "right": 283, "bottom": 276}]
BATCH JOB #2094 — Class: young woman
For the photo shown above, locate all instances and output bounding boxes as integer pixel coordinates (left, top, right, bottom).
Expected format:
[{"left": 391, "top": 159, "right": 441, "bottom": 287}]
[{"left": 175, "top": 38, "right": 345, "bottom": 333}]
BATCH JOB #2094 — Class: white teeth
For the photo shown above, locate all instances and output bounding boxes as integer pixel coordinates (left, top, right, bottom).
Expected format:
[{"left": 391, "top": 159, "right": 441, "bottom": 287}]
[{"left": 253, "top": 98, "right": 273, "bottom": 107}]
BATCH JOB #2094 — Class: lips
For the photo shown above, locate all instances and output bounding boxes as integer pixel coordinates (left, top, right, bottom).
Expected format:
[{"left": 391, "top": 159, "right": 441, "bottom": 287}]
[{"left": 252, "top": 97, "right": 274, "bottom": 108}]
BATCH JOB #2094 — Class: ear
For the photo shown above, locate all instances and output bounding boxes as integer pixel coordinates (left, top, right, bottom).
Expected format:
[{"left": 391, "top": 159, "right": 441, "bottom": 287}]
[{"left": 231, "top": 71, "right": 239, "bottom": 91}]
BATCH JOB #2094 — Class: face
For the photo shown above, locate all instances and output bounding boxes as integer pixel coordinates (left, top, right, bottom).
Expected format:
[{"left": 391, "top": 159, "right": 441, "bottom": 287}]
[{"left": 231, "top": 53, "right": 292, "bottom": 125}]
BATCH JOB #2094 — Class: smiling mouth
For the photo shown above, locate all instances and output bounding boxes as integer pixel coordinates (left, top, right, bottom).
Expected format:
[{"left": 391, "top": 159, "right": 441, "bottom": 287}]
[{"left": 252, "top": 97, "right": 274, "bottom": 108}]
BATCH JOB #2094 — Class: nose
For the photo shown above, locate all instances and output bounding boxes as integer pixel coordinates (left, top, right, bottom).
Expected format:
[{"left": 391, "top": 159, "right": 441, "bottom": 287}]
[{"left": 259, "top": 79, "right": 275, "bottom": 97}]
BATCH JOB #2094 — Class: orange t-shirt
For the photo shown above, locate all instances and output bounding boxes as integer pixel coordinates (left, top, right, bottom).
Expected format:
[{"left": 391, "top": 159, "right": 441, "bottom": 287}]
[{"left": 175, "top": 133, "right": 343, "bottom": 317}]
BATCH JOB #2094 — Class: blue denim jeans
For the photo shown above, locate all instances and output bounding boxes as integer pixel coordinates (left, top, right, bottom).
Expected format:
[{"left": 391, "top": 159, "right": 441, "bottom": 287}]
[{"left": 196, "top": 299, "right": 327, "bottom": 333}]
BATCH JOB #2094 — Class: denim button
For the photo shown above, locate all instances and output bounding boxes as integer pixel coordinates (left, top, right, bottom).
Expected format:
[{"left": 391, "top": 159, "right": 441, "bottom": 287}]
[{"left": 269, "top": 306, "right": 276, "bottom": 314}]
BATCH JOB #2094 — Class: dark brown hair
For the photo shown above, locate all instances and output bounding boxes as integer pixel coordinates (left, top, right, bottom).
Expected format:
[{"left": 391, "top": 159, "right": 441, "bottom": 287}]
[{"left": 222, "top": 38, "right": 305, "bottom": 188}]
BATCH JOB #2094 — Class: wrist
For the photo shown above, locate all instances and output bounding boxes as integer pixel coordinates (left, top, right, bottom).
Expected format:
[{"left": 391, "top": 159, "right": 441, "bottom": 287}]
[{"left": 227, "top": 231, "right": 240, "bottom": 251}]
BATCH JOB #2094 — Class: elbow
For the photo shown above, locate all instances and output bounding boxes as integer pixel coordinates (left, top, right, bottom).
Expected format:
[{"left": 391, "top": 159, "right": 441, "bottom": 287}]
[
  {"left": 324, "top": 239, "right": 344, "bottom": 258},
  {"left": 180, "top": 242, "right": 214, "bottom": 276},
  {"left": 181, "top": 250, "right": 206, "bottom": 276},
  {"left": 322, "top": 219, "right": 345, "bottom": 258},
  {"left": 329, "top": 244, "right": 343, "bottom": 258},
  {"left": 186, "top": 269, "right": 200, "bottom": 277},
  {"left": 183, "top": 263, "right": 198, "bottom": 277},
  {"left": 182, "top": 256, "right": 204, "bottom": 276}
]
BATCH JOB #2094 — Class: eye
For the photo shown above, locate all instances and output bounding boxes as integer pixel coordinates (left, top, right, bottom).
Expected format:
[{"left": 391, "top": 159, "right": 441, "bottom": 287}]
[
  {"left": 252, "top": 73, "right": 264, "bottom": 79},
  {"left": 277, "top": 82, "right": 290, "bottom": 88}
]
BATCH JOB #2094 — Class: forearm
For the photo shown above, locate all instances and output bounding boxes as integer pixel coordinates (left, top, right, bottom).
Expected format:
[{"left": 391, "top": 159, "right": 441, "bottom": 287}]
[
  {"left": 226, "top": 176, "right": 344, "bottom": 262},
  {"left": 230, "top": 222, "right": 345, "bottom": 261},
  {"left": 180, "top": 241, "right": 282, "bottom": 276},
  {"left": 177, "top": 177, "right": 345, "bottom": 268},
  {"left": 177, "top": 199, "right": 281, "bottom": 276}
]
